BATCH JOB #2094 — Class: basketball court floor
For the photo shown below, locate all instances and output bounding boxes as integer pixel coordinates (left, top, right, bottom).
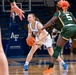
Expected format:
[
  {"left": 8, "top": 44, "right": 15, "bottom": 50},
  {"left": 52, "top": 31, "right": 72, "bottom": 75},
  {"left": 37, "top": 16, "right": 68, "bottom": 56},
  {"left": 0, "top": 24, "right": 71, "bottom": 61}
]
[{"left": 8, "top": 54, "right": 76, "bottom": 75}]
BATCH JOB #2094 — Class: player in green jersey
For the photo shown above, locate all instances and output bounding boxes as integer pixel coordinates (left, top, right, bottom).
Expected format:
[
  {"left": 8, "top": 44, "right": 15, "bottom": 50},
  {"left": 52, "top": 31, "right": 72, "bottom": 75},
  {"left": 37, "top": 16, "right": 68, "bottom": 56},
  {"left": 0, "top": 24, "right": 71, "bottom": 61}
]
[{"left": 38, "top": 0, "right": 76, "bottom": 74}]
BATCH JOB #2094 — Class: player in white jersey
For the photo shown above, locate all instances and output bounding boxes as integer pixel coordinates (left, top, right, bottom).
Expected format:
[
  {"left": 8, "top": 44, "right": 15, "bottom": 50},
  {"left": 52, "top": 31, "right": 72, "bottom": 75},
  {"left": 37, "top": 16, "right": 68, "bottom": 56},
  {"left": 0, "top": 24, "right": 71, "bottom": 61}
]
[
  {"left": 28, "top": 21, "right": 52, "bottom": 48},
  {"left": 23, "top": 13, "right": 68, "bottom": 71}
]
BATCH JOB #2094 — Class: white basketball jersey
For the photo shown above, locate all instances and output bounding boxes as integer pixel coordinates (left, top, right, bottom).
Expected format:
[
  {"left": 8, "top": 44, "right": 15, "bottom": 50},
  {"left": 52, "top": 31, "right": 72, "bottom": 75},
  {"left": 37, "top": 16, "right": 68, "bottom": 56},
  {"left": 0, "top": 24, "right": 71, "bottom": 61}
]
[
  {"left": 28, "top": 21, "right": 52, "bottom": 48},
  {"left": 28, "top": 21, "right": 39, "bottom": 36}
]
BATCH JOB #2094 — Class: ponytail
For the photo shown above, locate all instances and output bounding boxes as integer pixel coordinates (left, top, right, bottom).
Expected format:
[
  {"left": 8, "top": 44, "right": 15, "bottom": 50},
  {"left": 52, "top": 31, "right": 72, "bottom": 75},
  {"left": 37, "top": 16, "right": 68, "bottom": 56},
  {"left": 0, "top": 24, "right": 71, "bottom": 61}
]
[
  {"left": 35, "top": 17, "right": 40, "bottom": 22},
  {"left": 57, "top": 0, "right": 70, "bottom": 11}
]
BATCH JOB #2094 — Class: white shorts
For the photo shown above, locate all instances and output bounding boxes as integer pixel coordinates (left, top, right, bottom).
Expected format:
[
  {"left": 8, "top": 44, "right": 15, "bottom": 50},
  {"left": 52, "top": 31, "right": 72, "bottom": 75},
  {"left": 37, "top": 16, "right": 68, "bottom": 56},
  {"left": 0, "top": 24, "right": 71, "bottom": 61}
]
[
  {"left": 42, "top": 35, "right": 52, "bottom": 48},
  {"left": 35, "top": 34, "right": 52, "bottom": 48}
]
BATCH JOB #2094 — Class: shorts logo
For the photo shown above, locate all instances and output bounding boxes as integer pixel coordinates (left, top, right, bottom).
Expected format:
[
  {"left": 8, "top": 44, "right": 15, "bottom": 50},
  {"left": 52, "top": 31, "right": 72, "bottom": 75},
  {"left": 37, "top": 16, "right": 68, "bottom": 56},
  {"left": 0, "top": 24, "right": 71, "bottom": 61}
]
[{"left": 10, "top": 32, "right": 19, "bottom": 41}]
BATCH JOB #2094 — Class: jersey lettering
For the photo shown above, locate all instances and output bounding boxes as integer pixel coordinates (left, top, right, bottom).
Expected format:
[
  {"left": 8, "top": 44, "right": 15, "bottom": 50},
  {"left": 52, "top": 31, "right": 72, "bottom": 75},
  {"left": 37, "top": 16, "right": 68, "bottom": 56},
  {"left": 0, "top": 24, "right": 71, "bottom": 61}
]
[{"left": 65, "top": 14, "right": 72, "bottom": 20}]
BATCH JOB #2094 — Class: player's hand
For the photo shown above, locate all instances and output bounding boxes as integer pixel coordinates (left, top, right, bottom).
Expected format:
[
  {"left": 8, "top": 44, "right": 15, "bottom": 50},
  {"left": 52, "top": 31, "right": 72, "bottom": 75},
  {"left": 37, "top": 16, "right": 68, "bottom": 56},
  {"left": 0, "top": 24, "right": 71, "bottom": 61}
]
[
  {"left": 11, "top": 2, "right": 25, "bottom": 20},
  {"left": 34, "top": 40, "right": 42, "bottom": 47},
  {"left": 34, "top": 40, "right": 40, "bottom": 45}
]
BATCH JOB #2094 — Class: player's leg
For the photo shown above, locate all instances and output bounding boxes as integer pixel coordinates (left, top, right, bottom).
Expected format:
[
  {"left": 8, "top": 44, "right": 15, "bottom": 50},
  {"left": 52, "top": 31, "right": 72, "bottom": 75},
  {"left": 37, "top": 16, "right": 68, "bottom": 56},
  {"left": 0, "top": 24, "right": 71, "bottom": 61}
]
[
  {"left": 0, "top": 28, "right": 9, "bottom": 75},
  {"left": 72, "top": 40, "right": 76, "bottom": 48},
  {"left": 47, "top": 47, "right": 68, "bottom": 70},
  {"left": 45, "top": 35, "right": 68, "bottom": 70},
  {"left": 23, "top": 44, "right": 40, "bottom": 71},
  {"left": 48, "top": 26, "right": 72, "bottom": 71},
  {"left": 43, "top": 35, "right": 67, "bottom": 74},
  {"left": 72, "top": 40, "right": 76, "bottom": 54},
  {"left": 70, "top": 26, "right": 76, "bottom": 53}
]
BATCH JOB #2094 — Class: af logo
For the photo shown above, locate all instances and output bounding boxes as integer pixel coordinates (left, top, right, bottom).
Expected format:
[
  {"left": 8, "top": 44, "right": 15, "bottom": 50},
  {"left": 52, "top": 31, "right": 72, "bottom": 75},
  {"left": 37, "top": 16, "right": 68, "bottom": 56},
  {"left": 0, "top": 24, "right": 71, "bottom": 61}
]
[{"left": 10, "top": 32, "right": 19, "bottom": 41}]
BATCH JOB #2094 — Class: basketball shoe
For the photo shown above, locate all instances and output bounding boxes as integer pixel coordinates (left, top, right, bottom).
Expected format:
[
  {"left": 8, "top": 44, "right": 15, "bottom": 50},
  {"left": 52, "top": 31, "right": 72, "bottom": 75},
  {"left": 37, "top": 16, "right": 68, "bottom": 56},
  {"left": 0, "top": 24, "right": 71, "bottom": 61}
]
[
  {"left": 23, "top": 65, "right": 28, "bottom": 71},
  {"left": 62, "top": 63, "right": 68, "bottom": 70},
  {"left": 43, "top": 68, "right": 53, "bottom": 75}
]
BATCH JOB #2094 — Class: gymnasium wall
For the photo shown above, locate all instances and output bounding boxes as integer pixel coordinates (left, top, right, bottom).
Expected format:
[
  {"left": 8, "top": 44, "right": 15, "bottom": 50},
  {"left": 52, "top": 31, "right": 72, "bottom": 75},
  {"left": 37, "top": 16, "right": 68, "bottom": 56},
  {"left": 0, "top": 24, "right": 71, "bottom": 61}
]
[{"left": 8, "top": 0, "right": 55, "bottom": 6}]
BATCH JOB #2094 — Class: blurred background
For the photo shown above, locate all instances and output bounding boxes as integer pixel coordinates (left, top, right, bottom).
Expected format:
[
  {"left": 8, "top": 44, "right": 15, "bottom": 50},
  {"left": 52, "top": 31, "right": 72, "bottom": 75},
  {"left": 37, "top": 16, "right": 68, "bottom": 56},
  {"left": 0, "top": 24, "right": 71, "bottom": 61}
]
[{"left": 0, "top": 0, "right": 76, "bottom": 58}]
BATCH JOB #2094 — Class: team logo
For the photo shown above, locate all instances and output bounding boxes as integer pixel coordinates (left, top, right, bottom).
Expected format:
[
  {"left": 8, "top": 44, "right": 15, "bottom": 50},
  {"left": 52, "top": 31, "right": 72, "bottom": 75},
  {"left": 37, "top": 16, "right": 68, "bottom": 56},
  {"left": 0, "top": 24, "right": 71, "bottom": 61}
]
[{"left": 10, "top": 32, "right": 19, "bottom": 41}]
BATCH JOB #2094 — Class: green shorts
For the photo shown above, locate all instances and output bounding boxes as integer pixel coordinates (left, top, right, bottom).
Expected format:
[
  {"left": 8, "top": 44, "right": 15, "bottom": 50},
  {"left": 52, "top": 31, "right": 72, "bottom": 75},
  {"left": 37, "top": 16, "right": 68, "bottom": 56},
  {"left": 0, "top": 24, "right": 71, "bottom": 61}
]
[{"left": 60, "top": 25, "right": 76, "bottom": 40}]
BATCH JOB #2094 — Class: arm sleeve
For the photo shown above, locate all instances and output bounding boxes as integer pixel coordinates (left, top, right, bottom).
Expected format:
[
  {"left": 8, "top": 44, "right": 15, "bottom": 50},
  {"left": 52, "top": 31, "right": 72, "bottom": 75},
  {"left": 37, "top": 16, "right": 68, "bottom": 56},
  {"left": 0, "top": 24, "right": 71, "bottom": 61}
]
[
  {"left": 54, "top": 12, "right": 59, "bottom": 18},
  {"left": 10, "top": 0, "right": 15, "bottom": 3}
]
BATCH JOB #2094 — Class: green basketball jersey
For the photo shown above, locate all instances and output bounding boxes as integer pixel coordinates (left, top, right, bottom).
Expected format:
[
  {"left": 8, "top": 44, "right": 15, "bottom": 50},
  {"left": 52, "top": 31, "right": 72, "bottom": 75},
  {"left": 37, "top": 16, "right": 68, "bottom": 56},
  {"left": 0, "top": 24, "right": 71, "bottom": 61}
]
[{"left": 54, "top": 10, "right": 75, "bottom": 27}]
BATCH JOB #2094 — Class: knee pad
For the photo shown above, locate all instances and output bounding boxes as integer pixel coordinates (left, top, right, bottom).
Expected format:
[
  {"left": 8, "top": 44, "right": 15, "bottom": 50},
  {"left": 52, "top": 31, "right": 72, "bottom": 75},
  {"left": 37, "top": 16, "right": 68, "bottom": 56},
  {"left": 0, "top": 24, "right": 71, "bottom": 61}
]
[
  {"left": 52, "top": 46, "right": 62, "bottom": 58},
  {"left": 52, "top": 49, "right": 59, "bottom": 58}
]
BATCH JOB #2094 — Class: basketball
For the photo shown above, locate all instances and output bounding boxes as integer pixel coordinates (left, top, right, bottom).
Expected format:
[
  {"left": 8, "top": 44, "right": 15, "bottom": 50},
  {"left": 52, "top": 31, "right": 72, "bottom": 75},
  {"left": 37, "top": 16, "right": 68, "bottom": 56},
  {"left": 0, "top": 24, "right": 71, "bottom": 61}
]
[{"left": 26, "top": 36, "right": 35, "bottom": 46}]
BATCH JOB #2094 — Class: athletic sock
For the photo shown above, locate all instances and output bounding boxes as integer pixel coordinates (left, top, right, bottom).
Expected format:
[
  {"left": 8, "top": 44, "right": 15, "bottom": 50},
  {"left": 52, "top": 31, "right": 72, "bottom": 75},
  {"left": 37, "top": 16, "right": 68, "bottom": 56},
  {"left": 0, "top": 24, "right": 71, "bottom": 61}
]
[
  {"left": 24, "top": 61, "right": 29, "bottom": 66},
  {"left": 48, "top": 63, "right": 54, "bottom": 69},
  {"left": 60, "top": 61, "right": 65, "bottom": 65}
]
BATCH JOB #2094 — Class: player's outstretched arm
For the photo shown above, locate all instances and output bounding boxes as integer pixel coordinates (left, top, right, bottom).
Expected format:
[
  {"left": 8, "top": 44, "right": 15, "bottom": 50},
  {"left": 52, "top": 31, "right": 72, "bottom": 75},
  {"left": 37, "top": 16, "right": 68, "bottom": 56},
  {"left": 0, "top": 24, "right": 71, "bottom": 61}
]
[
  {"left": 42, "top": 16, "right": 57, "bottom": 30},
  {"left": 10, "top": 0, "right": 25, "bottom": 20}
]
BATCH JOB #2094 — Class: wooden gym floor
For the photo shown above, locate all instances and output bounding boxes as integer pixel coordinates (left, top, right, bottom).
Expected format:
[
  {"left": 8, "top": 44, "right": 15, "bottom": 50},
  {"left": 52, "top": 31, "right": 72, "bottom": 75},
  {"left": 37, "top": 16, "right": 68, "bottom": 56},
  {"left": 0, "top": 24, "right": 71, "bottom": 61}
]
[{"left": 8, "top": 54, "right": 76, "bottom": 75}]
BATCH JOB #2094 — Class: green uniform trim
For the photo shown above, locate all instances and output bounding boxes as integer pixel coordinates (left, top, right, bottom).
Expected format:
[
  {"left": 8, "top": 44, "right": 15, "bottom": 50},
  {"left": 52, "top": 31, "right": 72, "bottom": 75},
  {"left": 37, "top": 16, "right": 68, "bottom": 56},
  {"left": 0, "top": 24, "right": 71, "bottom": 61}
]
[
  {"left": 62, "top": 37, "right": 69, "bottom": 40},
  {"left": 54, "top": 11, "right": 64, "bottom": 27},
  {"left": 58, "top": 11, "right": 64, "bottom": 26},
  {"left": 10, "top": 0, "right": 15, "bottom": 3}
]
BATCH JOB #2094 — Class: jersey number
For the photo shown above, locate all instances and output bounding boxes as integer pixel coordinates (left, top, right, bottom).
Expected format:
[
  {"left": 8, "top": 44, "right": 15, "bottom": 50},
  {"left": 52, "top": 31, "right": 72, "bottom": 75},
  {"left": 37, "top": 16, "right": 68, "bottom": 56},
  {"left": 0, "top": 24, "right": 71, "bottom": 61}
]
[{"left": 66, "top": 14, "right": 72, "bottom": 20}]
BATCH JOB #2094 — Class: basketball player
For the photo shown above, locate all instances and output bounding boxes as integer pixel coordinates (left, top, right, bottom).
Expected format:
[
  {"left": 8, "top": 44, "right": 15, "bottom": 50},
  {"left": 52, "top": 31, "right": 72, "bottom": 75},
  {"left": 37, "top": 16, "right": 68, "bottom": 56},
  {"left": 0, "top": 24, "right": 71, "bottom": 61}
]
[
  {"left": 23, "top": 13, "right": 68, "bottom": 71},
  {"left": 0, "top": 28, "right": 9, "bottom": 75},
  {"left": 0, "top": 0, "right": 25, "bottom": 75},
  {"left": 10, "top": 0, "right": 25, "bottom": 20},
  {"left": 39, "top": 0, "right": 76, "bottom": 74}
]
